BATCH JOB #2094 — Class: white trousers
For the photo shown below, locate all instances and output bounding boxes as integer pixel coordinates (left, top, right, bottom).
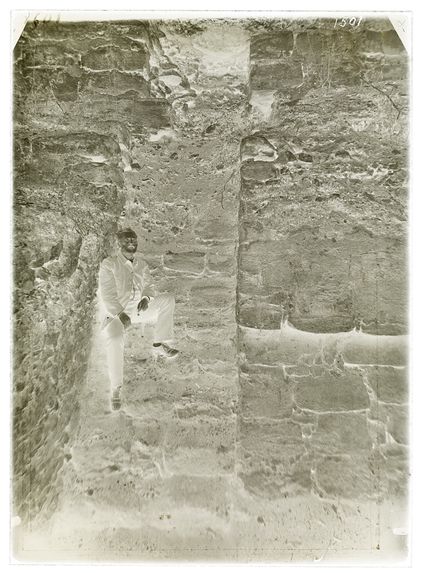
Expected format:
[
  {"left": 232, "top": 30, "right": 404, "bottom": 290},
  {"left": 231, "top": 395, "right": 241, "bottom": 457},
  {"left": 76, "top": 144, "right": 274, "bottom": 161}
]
[{"left": 103, "top": 294, "right": 175, "bottom": 390}]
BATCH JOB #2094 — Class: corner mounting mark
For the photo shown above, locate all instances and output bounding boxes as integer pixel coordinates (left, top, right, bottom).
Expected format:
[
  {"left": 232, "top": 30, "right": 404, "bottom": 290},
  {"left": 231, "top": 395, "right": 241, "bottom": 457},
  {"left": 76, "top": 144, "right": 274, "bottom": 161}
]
[{"left": 389, "top": 15, "right": 411, "bottom": 55}]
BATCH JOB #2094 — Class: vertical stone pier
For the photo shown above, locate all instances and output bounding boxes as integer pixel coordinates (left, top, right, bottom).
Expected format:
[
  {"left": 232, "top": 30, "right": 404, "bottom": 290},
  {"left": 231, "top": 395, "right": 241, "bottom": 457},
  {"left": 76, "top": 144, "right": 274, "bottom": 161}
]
[{"left": 238, "top": 17, "right": 408, "bottom": 515}]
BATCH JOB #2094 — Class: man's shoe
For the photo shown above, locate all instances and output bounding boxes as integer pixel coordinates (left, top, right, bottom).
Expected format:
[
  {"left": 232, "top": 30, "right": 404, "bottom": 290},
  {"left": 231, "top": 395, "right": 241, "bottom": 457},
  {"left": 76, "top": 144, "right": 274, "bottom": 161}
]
[
  {"left": 111, "top": 386, "right": 122, "bottom": 410},
  {"left": 152, "top": 343, "right": 179, "bottom": 358}
]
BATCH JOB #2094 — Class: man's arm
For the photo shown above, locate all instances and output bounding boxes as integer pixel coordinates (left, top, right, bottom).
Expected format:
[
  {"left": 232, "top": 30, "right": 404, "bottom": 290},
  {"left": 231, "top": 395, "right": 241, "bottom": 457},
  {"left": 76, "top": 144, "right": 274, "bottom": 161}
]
[{"left": 136, "top": 259, "right": 156, "bottom": 311}]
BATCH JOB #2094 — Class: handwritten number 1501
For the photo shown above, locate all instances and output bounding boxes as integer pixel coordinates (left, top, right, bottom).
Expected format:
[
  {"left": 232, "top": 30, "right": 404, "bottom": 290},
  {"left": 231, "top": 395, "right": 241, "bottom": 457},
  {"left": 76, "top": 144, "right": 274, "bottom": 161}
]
[{"left": 334, "top": 17, "right": 363, "bottom": 28}]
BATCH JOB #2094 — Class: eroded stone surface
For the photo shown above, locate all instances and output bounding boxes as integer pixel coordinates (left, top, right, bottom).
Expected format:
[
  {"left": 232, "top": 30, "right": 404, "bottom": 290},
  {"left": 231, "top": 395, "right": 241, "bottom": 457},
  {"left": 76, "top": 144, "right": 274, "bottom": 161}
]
[
  {"left": 12, "top": 19, "right": 167, "bottom": 524},
  {"left": 294, "top": 368, "right": 369, "bottom": 412},
  {"left": 239, "top": 416, "right": 311, "bottom": 496},
  {"left": 239, "top": 21, "right": 408, "bottom": 334},
  {"left": 314, "top": 456, "right": 377, "bottom": 499},
  {"left": 239, "top": 364, "right": 293, "bottom": 418},
  {"left": 365, "top": 365, "right": 408, "bottom": 404},
  {"left": 310, "top": 412, "right": 372, "bottom": 454}
]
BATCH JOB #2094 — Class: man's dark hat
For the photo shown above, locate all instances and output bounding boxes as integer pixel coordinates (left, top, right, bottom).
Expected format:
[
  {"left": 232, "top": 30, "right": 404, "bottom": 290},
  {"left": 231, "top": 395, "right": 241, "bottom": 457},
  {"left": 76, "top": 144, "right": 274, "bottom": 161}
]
[{"left": 116, "top": 227, "right": 137, "bottom": 239}]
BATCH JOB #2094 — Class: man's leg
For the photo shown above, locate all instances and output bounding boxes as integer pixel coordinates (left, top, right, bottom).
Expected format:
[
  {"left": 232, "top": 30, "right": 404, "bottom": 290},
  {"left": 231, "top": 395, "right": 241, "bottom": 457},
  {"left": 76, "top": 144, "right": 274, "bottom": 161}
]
[
  {"left": 144, "top": 294, "right": 178, "bottom": 357},
  {"left": 149, "top": 294, "right": 175, "bottom": 343},
  {"left": 104, "top": 317, "right": 125, "bottom": 408}
]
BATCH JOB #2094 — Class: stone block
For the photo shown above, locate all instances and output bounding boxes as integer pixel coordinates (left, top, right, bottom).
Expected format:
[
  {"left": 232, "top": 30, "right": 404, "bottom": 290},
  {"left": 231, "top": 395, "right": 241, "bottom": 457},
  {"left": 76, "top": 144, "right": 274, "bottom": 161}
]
[
  {"left": 52, "top": 72, "right": 80, "bottom": 102},
  {"left": 238, "top": 298, "right": 282, "bottom": 329},
  {"left": 294, "top": 367, "right": 369, "bottom": 412},
  {"left": 240, "top": 416, "right": 303, "bottom": 450},
  {"left": 167, "top": 331, "right": 237, "bottom": 367},
  {"left": 315, "top": 455, "right": 377, "bottom": 499},
  {"left": 132, "top": 418, "right": 165, "bottom": 447},
  {"left": 371, "top": 403, "right": 408, "bottom": 445},
  {"left": 341, "top": 333, "right": 407, "bottom": 366},
  {"left": 206, "top": 247, "right": 236, "bottom": 274},
  {"left": 92, "top": 24, "right": 149, "bottom": 47},
  {"left": 241, "top": 134, "right": 278, "bottom": 162},
  {"left": 365, "top": 365, "right": 407, "bottom": 404},
  {"left": 380, "top": 443, "right": 408, "bottom": 496},
  {"left": 82, "top": 44, "right": 148, "bottom": 71},
  {"left": 164, "top": 251, "right": 205, "bottom": 274},
  {"left": 19, "top": 40, "right": 79, "bottom": 68},
  {"left": 294, "top": 31, "right": 325, "bottom": 57},
  {"left": 380, "top": 60, "right": 408, "bottom": 81},
  {"left": 83, "top": 473, "right": 154, "bottom": 511},
  {"left": 251, "top": 31, "right": 294, "bottom": 60},
  {"left": 310, "top": 412, "right": 372, "bottom": 454},
  {"left": 239, "top": 325, "right": 328, "bottom": 365},
  {"left": 20, "top": 20, "right": 115, "bottom": 43},
  {"left": 189, "top": 277, "right": 236, "bottom": 309},
  {"left": 239, "top": 239, "right": 353, "bottom": 328},
  {"left": 289, "top": 316, "right": 355, "bottom": 334},
  {"left": 73, "top": 95, "right": 170, "bottom": 131},
  {"left": 164, "top": 414, "right": 236, "bottom": 451},
  {"left": 385, "top": 405, "right": 408, "bottom": 445},
  {"left": 241, "top": 160, "right": 279, "bottom": 184},
  {"left": 238, "top": 243, "right": 263, "bottom": 274},
  {"left": 57, "top": 163, "right": 124, "bottom": 188},
  {"left": 175, "top": 304, "right": 234, "bottom": 329},
  {"left": 62, "top": 184, "right": 122, "bottom": 225},
  {"left": 31, "top": 132, "right": 121, "bottom": 172},
  {"left": 81, "top": 69, "right": 150, "bottom": 96},
  {"left": 194, "top": 214, "right": 238, "bottom": 242},
  {"left": 236, "top": 271, "right": 268, "bottom": 296},
  {"left": 239, "top": 417, "right": 312, "bottom": 496},
  {"left": 239, "top": 458, "right": 312, "bottom": 498},
  {"left": 162, "top": 475, "right": 232, "bottom": 516},
  {"left": 359, "top": 30, "right": 384, "bottom": 53},
  {"left": 250, "top": 61, "right": 303, "bottom": 90},
  {"left": 173, "top": 388, "right": 237, "bottom": 418},
  {"left": 164, "top": 447, "right": 234, "bottom": 475},
  {"left": 236, "top": 230, "right": 407, "bottom": 335},
  {"left": 239, "top": 364, "right": 293, "bottom": 418},
  {"left": 349, "top": 248, "right": 407, "bottom": 335}
]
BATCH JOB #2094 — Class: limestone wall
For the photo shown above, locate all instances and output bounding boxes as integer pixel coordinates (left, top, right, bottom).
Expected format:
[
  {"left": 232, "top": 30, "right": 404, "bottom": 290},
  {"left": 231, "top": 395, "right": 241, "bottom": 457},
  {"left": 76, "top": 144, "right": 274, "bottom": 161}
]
[
  {"left": 13, "top": 17, "right": 408, "bottom": 552},
  {"left": 238, "top": 18, "right": 408, "bottom": 501},
  {"left": 13, "top": 20, "right": 169, "bottom": 521}
]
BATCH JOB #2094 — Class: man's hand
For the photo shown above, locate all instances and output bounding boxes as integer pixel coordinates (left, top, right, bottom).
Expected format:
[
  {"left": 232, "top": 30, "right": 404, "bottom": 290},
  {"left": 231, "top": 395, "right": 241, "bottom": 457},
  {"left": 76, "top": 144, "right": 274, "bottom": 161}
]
[
  {"left": 137, "top": 297, "right": 149, "bottom": 312},
  {"left": 119, "top": 311, "right": 131, "bottom": 329}
]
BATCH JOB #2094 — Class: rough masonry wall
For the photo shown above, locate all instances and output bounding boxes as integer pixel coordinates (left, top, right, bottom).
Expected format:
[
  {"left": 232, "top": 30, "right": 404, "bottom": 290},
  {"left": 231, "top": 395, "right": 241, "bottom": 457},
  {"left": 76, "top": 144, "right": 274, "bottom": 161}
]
[
  {"left": 238, "top": 19, "right": 408, "bottom": 502},
  {"left": 13, "top": 17, "right": 409, "bottom": 560},
  {"left": 120, "top": 21, "right": 248, "bottom": 491},
  {"left": 48, "top": 21, "right": 251, "bottom": 553},
  {"left": 13, "top": 20, "right": 169, "bottom": 522}
]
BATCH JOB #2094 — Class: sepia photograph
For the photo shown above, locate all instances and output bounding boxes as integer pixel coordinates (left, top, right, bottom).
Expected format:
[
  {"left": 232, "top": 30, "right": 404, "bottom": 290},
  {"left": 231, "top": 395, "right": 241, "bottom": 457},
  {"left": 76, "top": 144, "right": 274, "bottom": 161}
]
[{"left": 11, "top": 8, "right": 410, "bottom": 564}]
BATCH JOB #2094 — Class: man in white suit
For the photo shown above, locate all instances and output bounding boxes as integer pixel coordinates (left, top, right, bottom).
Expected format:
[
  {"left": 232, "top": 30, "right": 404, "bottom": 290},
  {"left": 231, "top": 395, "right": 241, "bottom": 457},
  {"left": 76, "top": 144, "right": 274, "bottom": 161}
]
[{"left": 99, "top": 227, "right": 178, "bottom": 410}]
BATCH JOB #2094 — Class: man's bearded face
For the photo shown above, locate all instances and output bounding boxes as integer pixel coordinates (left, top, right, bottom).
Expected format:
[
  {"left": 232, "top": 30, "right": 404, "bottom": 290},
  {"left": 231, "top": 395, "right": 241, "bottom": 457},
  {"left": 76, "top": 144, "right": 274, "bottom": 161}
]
[{"left": 118, "top": 234, "right": 138, "bottom": 256}]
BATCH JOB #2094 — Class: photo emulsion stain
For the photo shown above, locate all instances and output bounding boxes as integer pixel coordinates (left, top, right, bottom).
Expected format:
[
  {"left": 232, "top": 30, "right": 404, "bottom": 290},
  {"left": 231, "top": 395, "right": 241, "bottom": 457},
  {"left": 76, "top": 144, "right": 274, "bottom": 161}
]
[{"left": 12, "top": 14, "right": 409, "bottom": 563}]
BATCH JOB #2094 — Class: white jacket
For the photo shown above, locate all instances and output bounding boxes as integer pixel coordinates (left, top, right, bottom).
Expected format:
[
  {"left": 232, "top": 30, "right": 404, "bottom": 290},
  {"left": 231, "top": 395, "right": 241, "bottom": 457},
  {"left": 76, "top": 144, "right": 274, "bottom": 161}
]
[{"left": 99, "top": 252, "right": 156, "bottom": 322}]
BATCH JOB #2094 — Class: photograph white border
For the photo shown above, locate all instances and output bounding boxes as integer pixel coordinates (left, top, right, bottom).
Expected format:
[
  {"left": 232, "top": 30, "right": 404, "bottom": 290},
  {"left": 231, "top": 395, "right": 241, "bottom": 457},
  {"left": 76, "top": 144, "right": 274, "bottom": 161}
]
[{"left": 2, "top": 1, "right": 421, "bottom": 571}]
